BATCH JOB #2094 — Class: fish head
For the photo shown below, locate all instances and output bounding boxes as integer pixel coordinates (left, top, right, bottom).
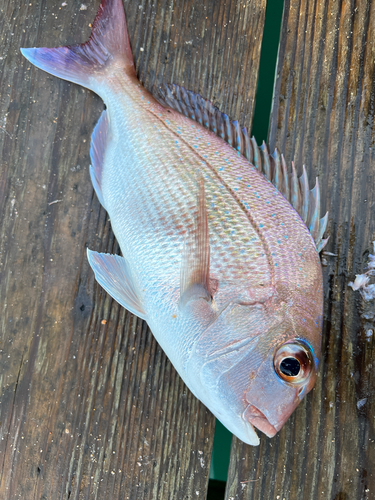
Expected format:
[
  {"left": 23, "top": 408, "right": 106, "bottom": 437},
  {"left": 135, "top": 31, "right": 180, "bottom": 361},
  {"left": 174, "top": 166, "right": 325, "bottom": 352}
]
[{"left": 187, "top": 291, "right": 322, "bottom": 445}]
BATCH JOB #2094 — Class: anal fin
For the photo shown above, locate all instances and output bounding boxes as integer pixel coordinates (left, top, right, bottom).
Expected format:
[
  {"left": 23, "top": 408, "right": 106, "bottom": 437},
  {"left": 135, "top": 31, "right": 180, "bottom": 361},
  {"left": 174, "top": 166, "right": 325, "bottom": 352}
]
[
  {"left": 180, "top": 173, "right": 213, "bottom": 308},
  {"left": 87, "top": 249, "right": 147, "bottom": 320}
]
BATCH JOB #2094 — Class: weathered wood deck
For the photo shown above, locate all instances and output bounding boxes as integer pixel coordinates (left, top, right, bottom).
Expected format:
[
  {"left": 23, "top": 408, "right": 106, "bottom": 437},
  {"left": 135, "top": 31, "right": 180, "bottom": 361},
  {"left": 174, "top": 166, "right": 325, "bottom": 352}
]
[{"left": 0, "top": 0, "right": 374, "bottom": 499}]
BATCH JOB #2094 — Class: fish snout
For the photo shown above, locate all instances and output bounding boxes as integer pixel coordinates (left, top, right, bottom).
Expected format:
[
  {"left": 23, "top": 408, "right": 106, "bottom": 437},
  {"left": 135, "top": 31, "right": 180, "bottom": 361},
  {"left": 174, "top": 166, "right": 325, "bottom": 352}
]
[{"left": 243, "top": 405, "right": 278, "bottom": 438}]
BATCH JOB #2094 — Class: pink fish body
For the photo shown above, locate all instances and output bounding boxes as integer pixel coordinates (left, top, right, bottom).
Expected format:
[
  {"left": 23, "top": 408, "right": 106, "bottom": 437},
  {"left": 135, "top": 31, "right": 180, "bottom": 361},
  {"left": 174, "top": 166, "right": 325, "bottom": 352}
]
[{"left": 21, "top": 0, "right": 325, "bottom": 445}]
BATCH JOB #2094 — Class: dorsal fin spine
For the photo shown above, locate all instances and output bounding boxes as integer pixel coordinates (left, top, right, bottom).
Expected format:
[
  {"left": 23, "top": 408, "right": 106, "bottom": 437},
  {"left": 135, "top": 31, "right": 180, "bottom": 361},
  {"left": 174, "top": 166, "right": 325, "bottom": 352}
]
[
  {"left": 290, "top": 161, "right": 301, "bottom": 211},
  {"left": 251, "top": 137, "right": 261, "bottom": 172},
  {"left": 260, "top": 142, "right": 271, "bottom": 181},
  {"left": 309, "top": 180, "right": 321, "bottom": 239},
  {"left": 281, "top": 155, "right": 289, "bottom": 200},
  {"left": 271, "top": 150, "right": 281, "bottom": 191},
  {"left": 233, "top": 121, "right": 243, "bottom": 153},
  {"left": 299, "top": 166, "right": 309, "bottom": 223},
  {"left": 223, "top": 115, "right": 233, "bottom": 146},
  {"left": 242, "top": 128, "right": 252, "bottom": 162},
  {"left": 317, "top": 212, "right": 329, "bottom": 244}
]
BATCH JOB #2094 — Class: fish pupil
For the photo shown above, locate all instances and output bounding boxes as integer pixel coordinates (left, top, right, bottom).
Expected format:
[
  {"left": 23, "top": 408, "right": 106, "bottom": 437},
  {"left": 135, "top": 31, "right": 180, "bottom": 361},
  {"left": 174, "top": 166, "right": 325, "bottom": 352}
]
[{"left": 280, "top": 357, "right": 300, "bottom": 377}]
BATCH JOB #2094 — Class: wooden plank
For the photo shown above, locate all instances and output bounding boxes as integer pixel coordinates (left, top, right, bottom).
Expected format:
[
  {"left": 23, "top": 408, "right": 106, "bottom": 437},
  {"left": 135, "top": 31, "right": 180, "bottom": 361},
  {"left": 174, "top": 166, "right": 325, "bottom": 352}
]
[
  {"left": 225, "top": 0, "right": 375, "bottom": 498},
  {"left": 0, "top": 0, "right": 267, "bottom": 498}
]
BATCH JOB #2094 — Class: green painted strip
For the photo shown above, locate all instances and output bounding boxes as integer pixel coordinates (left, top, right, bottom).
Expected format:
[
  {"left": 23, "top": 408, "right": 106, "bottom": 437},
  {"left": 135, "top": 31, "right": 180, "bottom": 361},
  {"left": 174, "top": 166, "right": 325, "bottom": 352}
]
[
  {"left": 251, "top": 0, "right": 285, "bottom": 143},
  {"left": 209, "top": 420, "right": 232, "bottom": 482}
]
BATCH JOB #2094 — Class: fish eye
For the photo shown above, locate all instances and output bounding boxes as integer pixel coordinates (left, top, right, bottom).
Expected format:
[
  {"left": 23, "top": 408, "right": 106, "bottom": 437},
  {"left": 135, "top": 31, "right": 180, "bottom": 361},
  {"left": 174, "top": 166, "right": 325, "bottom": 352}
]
[
  {"left": 279, "top": 357, "right": 301, "bottom": 377},
  {"left": 273, "top": 340, "right": 313, "bottom": 384}
]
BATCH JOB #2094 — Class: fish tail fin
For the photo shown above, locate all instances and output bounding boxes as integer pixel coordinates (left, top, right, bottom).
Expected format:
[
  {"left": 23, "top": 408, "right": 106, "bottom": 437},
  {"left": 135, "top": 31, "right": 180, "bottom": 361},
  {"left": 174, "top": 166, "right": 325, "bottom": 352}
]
[{"left": 21, "top": 0, "right": 134, "bottom": 90}]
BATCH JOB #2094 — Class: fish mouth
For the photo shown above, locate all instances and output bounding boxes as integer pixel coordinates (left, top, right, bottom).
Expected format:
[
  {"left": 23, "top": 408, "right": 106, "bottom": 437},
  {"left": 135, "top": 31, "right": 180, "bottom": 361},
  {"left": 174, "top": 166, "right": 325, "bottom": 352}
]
[{"left": 244, "top": 405, "right": 278, "bottom": 438}]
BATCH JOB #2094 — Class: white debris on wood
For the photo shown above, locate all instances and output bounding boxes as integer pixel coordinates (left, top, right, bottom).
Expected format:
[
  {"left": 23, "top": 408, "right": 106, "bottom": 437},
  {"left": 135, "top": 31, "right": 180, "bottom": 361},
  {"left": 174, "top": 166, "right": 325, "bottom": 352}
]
[
  {"left": 357, "top": 398, "right": 367, "bottom": 409},
  {"left": 349, "top": 274, "right": 370, "bottom": 291},
  {"left": 348, "top": 241, "right": 375, "bottom": 301},
  {"left": 365, "top": 329, "right": 373, "bottom": 340},
  {"left": 361, "top": 284, "right": 375, "bottom": 301}
]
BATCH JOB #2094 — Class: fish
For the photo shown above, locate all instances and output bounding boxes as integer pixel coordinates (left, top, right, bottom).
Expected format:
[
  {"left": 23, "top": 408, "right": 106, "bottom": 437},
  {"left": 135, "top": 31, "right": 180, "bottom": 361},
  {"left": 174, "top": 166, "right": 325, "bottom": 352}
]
[{"left": 21, "top": 0, "right": 328, "bottom": 445}]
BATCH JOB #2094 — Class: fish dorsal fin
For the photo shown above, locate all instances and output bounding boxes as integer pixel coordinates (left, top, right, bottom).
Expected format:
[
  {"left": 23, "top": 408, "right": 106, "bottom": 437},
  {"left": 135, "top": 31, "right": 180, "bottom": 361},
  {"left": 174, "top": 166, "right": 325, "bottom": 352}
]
[
  {"left": 156, "top": 83, "right": 329, "bottom": 252},
  {"left": 87, "top": 249, "right": 147, "bottom": 320},
  {"left": 180, "top": 173, "right": 213, "bottom": 308},
  {"left": 89, "top": 109, "right": 109, "bottom": 208}
]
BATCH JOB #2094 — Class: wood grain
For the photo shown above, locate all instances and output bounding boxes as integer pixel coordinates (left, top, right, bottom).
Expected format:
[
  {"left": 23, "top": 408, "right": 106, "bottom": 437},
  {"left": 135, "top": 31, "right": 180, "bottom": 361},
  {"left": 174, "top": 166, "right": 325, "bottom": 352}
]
[
  {"left": 225, "top": 0, "right": 375, "bottom": 498},
  {"left": 0, "top": 0, "right": 267, "bottom": 498}
]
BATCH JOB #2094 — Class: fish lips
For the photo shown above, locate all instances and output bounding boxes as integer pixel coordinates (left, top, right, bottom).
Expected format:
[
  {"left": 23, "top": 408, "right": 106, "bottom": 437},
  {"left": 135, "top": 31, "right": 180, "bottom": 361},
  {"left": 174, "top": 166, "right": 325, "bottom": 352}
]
[
  {"left": 243, "top": 404, "right": 278, "bottom": 438},
  {"left": 241, "top": 402, "right": 305, "bottom": 438},
  {"left": 243, "top": 376, "right": 315, "bottom": 438}
]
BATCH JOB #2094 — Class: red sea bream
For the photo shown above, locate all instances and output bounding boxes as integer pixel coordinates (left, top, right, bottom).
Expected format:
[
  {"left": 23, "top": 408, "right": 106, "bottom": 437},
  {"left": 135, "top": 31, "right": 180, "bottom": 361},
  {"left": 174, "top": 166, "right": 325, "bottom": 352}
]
[{"left": 21, "top": 0, "right": 328, "bottom": 445}]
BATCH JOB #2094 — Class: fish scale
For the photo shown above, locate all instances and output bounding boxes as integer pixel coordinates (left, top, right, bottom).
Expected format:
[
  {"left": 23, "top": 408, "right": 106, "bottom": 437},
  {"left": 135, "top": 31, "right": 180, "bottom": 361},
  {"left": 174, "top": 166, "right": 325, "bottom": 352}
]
[
  {"left": 21, "top": 0, "right": 324, "bottom": 445},
  {"left": 108, "top": 75, "right": 319, "bottom": 297}
]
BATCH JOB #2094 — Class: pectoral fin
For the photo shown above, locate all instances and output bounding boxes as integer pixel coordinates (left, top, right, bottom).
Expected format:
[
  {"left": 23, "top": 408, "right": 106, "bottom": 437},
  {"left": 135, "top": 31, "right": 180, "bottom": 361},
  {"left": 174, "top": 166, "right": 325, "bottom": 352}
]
[
  {"left": 180, "top": 173, "right": 213, "bottom": 308},
  {"left": 87, "top": 249, "right": 147, "bottom": 320}
]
